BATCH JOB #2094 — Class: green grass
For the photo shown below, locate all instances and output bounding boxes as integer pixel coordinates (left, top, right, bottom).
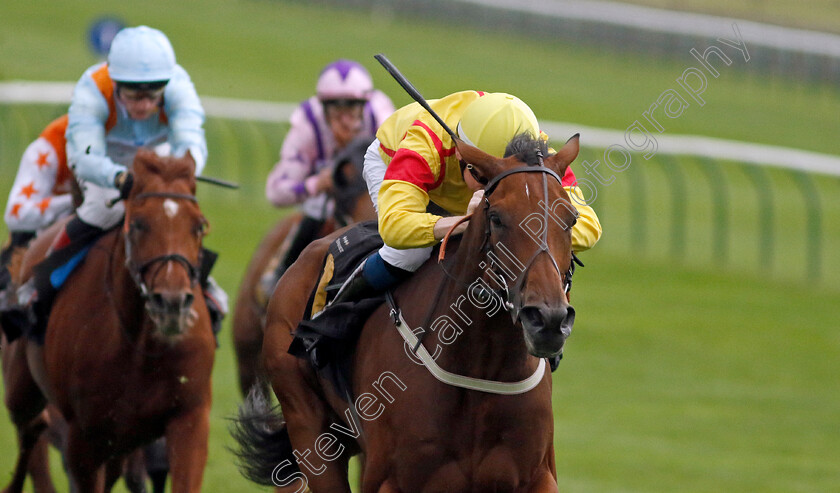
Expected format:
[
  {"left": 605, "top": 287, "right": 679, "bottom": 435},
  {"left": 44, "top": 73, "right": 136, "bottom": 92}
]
[
  {"left": 558, "top": 249, "right": 840, "bottom": 492},
  {"left": 4, "top": 222, "right": 838, "bottom": 492},
  {"left": 1, "top": 0, "right": 839, "bottom": 155},
  {"left": 618, "top": 0, "right": 840, "bottom": 34},
  {"left": 1, "top": 0, "right": 840, "bottom": 491}
]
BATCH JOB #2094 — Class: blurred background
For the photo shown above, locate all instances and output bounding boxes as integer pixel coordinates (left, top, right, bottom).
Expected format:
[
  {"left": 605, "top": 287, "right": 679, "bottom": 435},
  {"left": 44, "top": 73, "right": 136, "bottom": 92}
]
[{"left": 1, "top": 0, "right": 838, "bottom": 491}]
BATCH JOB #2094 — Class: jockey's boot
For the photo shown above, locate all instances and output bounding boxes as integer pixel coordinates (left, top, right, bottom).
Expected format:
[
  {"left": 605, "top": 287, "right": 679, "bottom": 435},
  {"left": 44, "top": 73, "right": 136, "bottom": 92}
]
[
  {"left": 203, "top": 276, "right": 228, "bottom": 344},
  {"left": 0, "top": 219, "right": 103, "bottom": 343},
  {"left": 27, "top": 217, "right": 105, "bottom": 342},
  {"left": 0, "top": 231, "right": 36, "bottom": 297},
  {"left": 46, "top": 216, "right": 104, "bottom": 258},
  {"left": 332, "top": 252, "right": 411, "bottom": 305},
  {"left": 0, "top": 234, "right": 35, "bottom": 340}
]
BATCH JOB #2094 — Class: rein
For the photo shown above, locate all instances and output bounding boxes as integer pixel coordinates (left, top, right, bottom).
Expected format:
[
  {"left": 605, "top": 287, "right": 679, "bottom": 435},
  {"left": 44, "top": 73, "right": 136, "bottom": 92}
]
[
  {"left": 391, "top": 160, "right": 577, "bottom": 395},
  {"left": 123, "top": 191, "right": 202, "bottom": 299},
  {"left": 438, "top": 158, "right": 579, "bottom": 322},
  {"left": 386, "top": 292, "right": 547, "bottom": 395}
]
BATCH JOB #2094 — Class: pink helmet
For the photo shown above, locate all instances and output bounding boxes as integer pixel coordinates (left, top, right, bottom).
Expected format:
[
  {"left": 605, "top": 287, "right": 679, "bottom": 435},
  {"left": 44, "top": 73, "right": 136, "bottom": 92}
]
[{"left": 316, "top": 59, "right": 373, "bottom": 102}]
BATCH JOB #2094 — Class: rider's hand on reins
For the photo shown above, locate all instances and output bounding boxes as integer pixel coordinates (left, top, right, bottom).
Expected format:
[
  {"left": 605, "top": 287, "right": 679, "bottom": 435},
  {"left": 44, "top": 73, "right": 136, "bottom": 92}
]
[
  {"left": 466, "top": 189, "right": 485, "bottom": 215},
  {"left": 108, "top": 171, "right": 135, "bottom": 207},
  {"left": 115, "top": 171, "right": 134, "bottom": 200},
  {"left": 435, "top": 189, "right": 485, "bottom": 261}
]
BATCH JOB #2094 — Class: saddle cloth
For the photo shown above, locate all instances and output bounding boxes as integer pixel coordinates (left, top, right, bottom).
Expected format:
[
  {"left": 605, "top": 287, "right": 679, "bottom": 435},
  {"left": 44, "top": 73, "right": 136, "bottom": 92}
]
[{"left": 288, "top": 220, "right": 385, "bottom": 401}]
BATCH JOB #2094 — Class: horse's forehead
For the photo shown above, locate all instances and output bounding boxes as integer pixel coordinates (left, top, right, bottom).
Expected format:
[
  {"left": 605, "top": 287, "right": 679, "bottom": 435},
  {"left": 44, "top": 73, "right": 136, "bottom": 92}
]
[
  {"left": 495, "top": 171, "right": 567, "bottom": 205},
  {"left": 162, "top": 198, "right": 179, "bottom": 218},
  {"left": 131, "top": 193, "right": 200, "bottom": 220}
]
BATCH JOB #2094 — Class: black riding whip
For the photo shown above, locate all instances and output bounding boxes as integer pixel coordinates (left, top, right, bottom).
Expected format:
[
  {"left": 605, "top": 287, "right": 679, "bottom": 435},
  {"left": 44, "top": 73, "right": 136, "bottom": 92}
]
[
  {"left": 196, "top": 175, "right": 240, "bottom": 189},
  {"left": 374, "top": 54, "right": 459, "bottom": 143}
]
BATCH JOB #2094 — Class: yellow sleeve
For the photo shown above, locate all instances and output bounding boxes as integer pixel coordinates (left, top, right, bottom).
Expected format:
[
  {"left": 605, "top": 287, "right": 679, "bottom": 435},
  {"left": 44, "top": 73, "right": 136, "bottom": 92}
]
[
  {"left": 566, "top": 186, "right": 602, "bottom": 252},
  {"left": 377, "top": 180, "right": 441, "bottom": 249}
]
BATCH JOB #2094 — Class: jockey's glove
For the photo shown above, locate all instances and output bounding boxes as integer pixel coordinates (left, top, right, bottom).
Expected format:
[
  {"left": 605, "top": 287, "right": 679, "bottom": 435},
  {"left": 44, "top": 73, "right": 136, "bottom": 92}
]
[{"left": 115, "top": 171, "right": 135, "bottom": 200}]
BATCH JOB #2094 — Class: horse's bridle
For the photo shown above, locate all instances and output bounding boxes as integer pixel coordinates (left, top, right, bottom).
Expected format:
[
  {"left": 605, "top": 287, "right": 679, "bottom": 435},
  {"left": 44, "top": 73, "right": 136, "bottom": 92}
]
[
  {"left": 122, "top": 192, "right": 203, "bottom": 299},
  {"left": 472, "top": 153, "right": 580, "bottom": 323}
]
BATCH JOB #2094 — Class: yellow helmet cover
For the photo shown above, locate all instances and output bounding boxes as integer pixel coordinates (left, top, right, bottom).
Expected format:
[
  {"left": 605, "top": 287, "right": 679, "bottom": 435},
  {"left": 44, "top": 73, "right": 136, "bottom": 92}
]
[{"left": 457, "top": 93, "right": 539, "bottom": 158}]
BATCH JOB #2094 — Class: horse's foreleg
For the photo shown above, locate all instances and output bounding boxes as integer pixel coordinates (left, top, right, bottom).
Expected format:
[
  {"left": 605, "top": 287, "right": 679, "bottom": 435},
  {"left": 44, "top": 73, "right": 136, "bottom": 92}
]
[
  {"left": 103, "top": 456, "right": 125, "bottom": 493},
  {"left": 0, "top": 418, "right": 48, "bottom": 493},
  {"left": 108, "top": 449, "right": 148, "bottom": 493},
  {"left": 165, "top": 405, "right": 209, "bottom": 493},
  {"left": 525, "top": 470, "right": 559, "bottom": 493},
  {"left": 526, "top": 452, "right": 558, "bottom": 493},
  {"left": 2, "top": 336, "right": 51, "bottom": 493},
  {"left": 65, "top": 425, "right": 108, "bottom": 493},
  {"left": 28, "top": 434, "right": 57, "bottom": 493}
]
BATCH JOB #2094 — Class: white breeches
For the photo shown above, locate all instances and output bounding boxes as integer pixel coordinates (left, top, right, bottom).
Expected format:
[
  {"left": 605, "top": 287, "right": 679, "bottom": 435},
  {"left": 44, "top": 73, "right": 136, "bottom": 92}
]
[{"left": 75, "top": 180, "right": 124, "bottom": 229}]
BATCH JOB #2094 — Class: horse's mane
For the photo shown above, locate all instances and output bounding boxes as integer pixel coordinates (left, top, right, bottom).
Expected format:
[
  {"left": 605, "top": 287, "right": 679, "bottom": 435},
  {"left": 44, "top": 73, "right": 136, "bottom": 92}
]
[
  {"left": 132, "top": 148, "right": 196, "bottom": 193},
  {"left": 503, "top": 133, "right": 549, "bottom": 166}
]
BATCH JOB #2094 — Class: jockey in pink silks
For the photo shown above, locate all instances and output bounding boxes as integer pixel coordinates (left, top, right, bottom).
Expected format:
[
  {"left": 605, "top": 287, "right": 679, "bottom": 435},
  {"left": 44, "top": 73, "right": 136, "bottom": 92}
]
[{"left": 260, "top": 59, "right": 394, "bottom": 294}]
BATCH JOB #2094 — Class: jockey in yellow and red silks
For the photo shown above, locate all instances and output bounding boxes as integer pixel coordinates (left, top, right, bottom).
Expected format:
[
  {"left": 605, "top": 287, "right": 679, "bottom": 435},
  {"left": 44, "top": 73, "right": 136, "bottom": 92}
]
[{"left": 336, "top": 91, "right": 602, "bottom": 300}]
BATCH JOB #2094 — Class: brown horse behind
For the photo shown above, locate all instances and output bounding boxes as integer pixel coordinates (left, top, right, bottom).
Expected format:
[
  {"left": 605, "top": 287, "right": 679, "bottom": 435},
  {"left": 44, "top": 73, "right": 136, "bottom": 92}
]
[
  {"left": 232, "top": 143, "right": 376, "bottom": 397},
  {"left": 235, "top": 134, "right": 581, "bottom": 492},
  {"left": 2, "top": 149, "right": 215, "bottom": 492}
]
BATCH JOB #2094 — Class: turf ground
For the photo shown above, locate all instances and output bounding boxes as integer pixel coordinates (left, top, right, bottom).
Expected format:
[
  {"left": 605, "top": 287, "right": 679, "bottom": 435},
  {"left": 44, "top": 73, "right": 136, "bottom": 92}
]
[
  {"left": 619, "top": 0, "right": 840, "bottom": 34},
  {"left": 1, "top": 1, "right": 839, "bottom": 491}
]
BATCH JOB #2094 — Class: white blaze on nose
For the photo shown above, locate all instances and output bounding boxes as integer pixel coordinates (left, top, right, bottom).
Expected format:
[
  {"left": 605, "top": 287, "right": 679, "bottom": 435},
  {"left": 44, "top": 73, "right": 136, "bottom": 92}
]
[{"left": 163, "top": 198, "right": 179, "bottom": 218}]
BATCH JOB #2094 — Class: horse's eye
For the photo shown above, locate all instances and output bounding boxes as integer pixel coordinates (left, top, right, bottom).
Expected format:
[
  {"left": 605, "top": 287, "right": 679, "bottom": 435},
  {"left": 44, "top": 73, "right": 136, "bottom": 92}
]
[
  {"left": 130, "top": 219, "right": 148, "bottom": 234},
  {"left": 194, "top": 219, "right": 209, "bottom": 237},
  {"left": 489, "top": 212, "right": 503, "bottom": 227}
]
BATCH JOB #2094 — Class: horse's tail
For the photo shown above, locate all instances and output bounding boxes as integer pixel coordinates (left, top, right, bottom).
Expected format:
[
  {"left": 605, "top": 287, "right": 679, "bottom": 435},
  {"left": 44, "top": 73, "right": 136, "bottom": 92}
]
[{"left": 229, "top": 387, "right": 301, "bottom": 487}]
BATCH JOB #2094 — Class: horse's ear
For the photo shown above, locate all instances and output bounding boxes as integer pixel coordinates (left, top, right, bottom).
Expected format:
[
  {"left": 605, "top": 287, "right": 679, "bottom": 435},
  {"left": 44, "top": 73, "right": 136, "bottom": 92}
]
[
  {"left": 545, "top": 133, "right": 580, "bottom": 176},
  {"left": 132, "top": 148, "right": 157, "bottom": 178},
  {"left": 454, "top": 138, "right": 504, "bottom": 182},
  {"left": 182, "top": 150, "right": 197, "bottom": 174}
]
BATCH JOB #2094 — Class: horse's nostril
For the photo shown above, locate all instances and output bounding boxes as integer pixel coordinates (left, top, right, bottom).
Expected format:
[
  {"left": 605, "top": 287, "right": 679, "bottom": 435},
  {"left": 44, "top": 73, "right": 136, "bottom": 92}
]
[
  {"left": 150, "top": 291, "right": 193, "bottom": 311},
  {"left": 564, "top": 306, "right": 575, "bottom": 325},
  {"left": 522, "top": 305, "right": 573, "bottom": 334},
  {"left": 521, "top": 306, "right": 545, "bottom": 330},
  {"left": 150, "top": 293, "right": 166, "bottom": 309}
]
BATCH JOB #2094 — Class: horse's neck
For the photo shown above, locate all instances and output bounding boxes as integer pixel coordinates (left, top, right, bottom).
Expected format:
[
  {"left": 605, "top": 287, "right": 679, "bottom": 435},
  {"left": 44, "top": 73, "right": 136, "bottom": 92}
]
[
  {"left": 422, "top": 231, "right": 534, "bottom": 379},
  {"left": 109, "top": 232, "right": 148, "bottom": 339}
]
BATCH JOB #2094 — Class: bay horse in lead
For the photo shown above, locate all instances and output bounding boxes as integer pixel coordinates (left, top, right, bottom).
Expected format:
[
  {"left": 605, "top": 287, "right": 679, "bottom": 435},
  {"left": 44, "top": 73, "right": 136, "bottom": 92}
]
[
  {"left": 2, "top": 149, "right": 215, "bottom": 492},
  {"left": 235, "top": 133, "right": 581, "bottom": 492}
]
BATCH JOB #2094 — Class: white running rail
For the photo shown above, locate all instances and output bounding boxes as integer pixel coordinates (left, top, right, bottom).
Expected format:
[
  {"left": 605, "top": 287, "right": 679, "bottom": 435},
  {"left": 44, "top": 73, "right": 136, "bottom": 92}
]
[{"left": 2, "top": 81, "right": 839, "bottom": 177}]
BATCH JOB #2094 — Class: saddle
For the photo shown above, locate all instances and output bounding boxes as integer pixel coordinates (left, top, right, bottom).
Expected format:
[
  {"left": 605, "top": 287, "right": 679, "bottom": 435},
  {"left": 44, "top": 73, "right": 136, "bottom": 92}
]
[
  {"left": 288, "top": 220, "right": 385, "bottom": 401},
  {"left": 0, "top": 224, "right": 110, "bottom": 344}
]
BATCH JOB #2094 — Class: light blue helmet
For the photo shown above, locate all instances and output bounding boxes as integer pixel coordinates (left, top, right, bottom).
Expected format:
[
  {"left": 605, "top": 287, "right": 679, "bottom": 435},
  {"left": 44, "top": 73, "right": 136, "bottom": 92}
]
[{"left": 107, "top": 26, "right": 176, "bottom": 84}]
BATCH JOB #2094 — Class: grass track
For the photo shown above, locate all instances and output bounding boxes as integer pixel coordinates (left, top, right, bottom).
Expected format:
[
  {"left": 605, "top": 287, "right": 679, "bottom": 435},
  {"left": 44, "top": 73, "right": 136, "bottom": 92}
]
[
  {"left": 618, "top": 0, "right": 840, "bottom": 34},
  {"left": 1, "top": 0, "right": 839, "bottom": 154},
  {"left": 1, "top": 0, "right": 839, "bottom": 490},
  {"left": 1, "top": 111, "right": 838, "bottom": 492}
]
